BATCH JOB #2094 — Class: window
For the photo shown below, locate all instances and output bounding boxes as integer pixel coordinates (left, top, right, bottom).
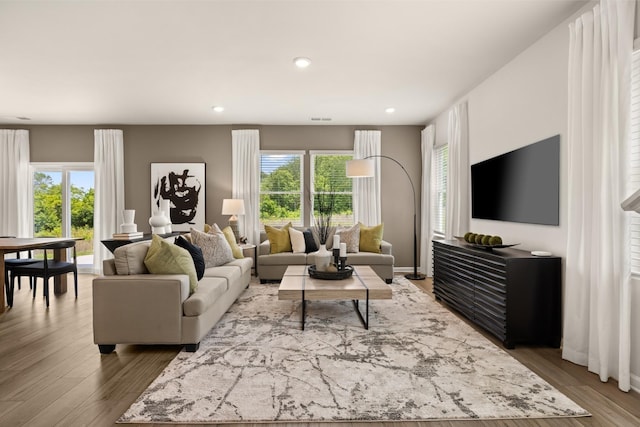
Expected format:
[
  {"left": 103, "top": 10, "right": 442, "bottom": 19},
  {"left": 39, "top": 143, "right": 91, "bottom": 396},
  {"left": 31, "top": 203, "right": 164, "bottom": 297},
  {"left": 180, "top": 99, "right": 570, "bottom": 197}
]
[
  {"left": 31, "top": 163, "right": 95, "bottom": 270},
  {"left": 629, "top": 50, "right": 640, "bottom": 274},
  {"left": 310, "top": 151, "right": 353, "bottom": 226},
  {"left": 259, "top": 151, "right": 304, "bottom": 226},
  {"left": 432, "top": 144, "right": 448, "bottom": 236}
]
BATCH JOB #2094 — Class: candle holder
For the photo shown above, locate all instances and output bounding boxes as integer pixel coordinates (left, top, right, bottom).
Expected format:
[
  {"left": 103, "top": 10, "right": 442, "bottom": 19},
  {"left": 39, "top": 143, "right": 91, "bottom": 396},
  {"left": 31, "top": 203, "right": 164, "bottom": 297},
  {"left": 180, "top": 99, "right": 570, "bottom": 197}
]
[
  {"left": 339, "top": 257, "right": 347, "bottom": 271},
  {"left": 333, "top": 248, "right": 340, "bottom": 268}
]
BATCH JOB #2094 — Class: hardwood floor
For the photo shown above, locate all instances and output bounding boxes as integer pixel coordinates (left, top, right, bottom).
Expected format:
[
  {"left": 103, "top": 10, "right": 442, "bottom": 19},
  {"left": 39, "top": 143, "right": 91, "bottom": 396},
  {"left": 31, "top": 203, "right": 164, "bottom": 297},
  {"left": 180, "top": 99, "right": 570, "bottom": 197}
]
[{"left": 0, "top": 274, "right": 638, "bottom": 427}]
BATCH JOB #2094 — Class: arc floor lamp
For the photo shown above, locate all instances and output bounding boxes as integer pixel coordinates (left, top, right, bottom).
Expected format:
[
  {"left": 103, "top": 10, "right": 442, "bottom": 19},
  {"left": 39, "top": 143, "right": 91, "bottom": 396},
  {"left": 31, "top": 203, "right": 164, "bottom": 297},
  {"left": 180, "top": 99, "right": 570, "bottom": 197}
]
[{"left": 346, "top": 155, "right": 426, "bottom": 280}]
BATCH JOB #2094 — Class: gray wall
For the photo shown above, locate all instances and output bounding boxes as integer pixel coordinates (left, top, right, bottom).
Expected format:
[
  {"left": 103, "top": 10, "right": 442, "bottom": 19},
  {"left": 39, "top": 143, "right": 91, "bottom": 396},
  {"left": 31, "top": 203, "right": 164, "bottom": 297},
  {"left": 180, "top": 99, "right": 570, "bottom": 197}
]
[{"left": 19, "top": 124, "right": 422, "bottom": 269}]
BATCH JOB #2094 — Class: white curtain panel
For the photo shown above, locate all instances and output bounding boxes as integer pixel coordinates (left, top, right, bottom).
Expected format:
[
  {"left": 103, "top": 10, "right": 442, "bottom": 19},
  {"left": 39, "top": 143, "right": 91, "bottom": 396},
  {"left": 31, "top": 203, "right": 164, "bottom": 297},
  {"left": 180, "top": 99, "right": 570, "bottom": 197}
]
[
  {"left": 563, "top": 0, "right": 634, "bottom": 392},
  {"left": 445, "top": 101, "right": 469, "bottom": 240},
  {"left": 231, "top": 129, "right": 260, "bottom": 245},
  {"left": 0, "top": 129, "right": 31, "bottom": 237},
  {"left": 93, "top": 129, "right": 125, "bottom": 274},
  {"left": 353, "top": 130, "right": 381, "bottom": 226},
  {"left": 420, "top": 125, "right": 435, "bottom": 276}
]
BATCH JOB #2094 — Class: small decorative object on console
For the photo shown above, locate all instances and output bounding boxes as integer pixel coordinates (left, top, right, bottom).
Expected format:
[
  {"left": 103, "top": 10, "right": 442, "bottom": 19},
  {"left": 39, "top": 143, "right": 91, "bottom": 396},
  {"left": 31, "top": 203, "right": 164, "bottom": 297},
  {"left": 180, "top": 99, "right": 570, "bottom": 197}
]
[{"left": 456, "top": 234, "right": 518, "bottom": 250}]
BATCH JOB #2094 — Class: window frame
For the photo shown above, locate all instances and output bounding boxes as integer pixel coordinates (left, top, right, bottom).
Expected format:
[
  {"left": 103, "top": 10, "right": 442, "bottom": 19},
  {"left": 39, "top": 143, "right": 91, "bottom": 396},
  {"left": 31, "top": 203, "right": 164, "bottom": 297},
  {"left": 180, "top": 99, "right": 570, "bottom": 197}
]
[
  {"left": 432, "top": 144, "right": 448, "bottom": 237},
  {"left": 30, "top": 162, "right": 94, "bottom": 270},
  {"left": 309, "top": 150, "right": 354, "bottom": 227},
  {"left": 258, "top": 150, "right": 305, "bottom": 227}
]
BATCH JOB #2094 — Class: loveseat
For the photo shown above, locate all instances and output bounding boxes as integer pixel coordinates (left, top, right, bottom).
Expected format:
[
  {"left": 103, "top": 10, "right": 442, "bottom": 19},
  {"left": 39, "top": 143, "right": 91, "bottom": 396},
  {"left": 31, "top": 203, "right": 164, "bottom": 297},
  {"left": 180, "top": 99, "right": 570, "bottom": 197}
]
[
  {"left": 92, "top": 234, "right": 252, "bottom": 354},
  {"left": 258, "top": 226, "right": 394, "bottom": 283}
]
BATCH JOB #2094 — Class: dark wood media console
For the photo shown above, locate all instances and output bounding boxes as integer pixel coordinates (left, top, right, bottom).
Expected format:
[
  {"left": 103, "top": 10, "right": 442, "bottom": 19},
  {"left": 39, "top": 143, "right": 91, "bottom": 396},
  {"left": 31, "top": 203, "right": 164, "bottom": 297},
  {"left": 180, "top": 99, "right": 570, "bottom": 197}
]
[{"left": 432, "top": 239, "right": 561, "bottom": 349}]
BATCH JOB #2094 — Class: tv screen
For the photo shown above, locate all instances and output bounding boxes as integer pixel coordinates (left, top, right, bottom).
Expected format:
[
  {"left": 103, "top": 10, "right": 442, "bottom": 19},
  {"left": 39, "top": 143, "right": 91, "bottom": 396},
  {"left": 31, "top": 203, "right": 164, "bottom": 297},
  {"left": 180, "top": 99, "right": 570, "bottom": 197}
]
[{"left": 471, "top": 135, "right": 559, "bottom": 226}]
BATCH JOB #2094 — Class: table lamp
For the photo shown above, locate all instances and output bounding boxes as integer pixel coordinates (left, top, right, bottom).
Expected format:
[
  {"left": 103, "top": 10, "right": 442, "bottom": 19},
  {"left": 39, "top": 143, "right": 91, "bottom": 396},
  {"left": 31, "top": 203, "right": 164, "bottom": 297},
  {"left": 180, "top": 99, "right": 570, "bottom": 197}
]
[{"left": 222, "top": 199, "right": 245, "bottom": 242}]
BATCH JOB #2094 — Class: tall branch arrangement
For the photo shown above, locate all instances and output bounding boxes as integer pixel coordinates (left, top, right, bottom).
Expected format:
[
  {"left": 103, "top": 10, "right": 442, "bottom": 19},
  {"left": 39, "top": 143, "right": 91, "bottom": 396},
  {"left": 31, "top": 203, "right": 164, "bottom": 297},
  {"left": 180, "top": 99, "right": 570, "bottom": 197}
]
[{"left": 313, "top": 186, "right": 336, "bottom": 245}]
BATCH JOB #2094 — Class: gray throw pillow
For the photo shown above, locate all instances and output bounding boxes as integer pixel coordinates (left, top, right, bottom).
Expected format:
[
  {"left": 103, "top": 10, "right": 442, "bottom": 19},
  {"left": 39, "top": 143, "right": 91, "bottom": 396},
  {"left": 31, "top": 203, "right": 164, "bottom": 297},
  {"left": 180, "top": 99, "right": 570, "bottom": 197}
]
[{"left": 190, "top": 227, "right": 235, "bottom": 268}]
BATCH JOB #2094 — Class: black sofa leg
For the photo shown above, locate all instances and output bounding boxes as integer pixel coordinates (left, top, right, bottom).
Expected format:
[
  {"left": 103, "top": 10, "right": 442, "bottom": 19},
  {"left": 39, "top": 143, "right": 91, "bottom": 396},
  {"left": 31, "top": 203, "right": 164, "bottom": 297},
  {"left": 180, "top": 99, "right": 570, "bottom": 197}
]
[
  {"left": 185, "top": 343, "right": 200, "bottom": 352},
  {"left": 386, "top": 279, "right": 393, "bottom": 284},
  {"left": 98, "top": 344, "right": 116, "bottom": 354}
]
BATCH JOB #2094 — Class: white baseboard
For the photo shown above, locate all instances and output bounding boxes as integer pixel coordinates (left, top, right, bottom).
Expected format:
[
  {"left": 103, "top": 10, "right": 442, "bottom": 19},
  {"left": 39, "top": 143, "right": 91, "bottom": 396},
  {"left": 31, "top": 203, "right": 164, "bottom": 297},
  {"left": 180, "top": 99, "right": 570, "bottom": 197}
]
[{"left": 631, "top": 372, "right": 640, "bottom": 393}]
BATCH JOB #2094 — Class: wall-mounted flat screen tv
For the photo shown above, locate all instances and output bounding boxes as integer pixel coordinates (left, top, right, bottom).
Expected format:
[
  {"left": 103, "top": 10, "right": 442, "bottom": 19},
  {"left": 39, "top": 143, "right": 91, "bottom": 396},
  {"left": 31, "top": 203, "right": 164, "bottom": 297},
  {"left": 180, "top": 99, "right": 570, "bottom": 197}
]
[{"left": 471, "top": 135, "right": 559, "bottom": 226}]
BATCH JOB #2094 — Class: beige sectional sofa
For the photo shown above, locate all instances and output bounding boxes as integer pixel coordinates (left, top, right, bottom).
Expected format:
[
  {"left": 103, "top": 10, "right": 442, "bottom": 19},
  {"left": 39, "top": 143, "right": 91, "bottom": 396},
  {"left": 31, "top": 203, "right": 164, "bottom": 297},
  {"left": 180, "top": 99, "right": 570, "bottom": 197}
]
[
  {"left": 257, "top": 228, "right": 394, "bottom": 283},
  {"left": 92, "top": 237, "right": 252, "bottom": 354}
]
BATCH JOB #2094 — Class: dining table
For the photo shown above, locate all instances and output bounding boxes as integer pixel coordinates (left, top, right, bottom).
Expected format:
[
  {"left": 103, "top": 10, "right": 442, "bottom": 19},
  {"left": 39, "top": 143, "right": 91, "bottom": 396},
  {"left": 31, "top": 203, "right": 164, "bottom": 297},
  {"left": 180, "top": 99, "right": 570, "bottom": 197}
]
[{"left": 1, "top": 237, "right": 79, "bottom": 313}]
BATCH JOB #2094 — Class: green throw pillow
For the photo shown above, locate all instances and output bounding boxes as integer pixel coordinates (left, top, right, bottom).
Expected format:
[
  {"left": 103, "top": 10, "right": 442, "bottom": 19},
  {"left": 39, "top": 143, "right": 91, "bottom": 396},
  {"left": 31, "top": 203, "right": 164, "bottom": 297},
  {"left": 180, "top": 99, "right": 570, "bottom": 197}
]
[
  {"left": 359, "top": 222, "right": 384, "bottom": 253},
  {"left": 144, "top": 234, "right": 198, "bottom": 294},
  {"left": 265, "top": 222, "right": 292, "bottom": 254},
  {"left": 222, "top": 226, "right": 244, "bottom": 259}
]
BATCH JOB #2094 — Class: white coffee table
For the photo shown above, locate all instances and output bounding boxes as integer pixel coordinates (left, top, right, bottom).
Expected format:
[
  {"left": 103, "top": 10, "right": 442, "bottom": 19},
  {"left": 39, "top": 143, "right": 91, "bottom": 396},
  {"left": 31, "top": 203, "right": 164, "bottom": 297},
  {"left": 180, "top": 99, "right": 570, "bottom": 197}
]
[{"left": 278, "top": 265, "right": 392, "bottom": 330}]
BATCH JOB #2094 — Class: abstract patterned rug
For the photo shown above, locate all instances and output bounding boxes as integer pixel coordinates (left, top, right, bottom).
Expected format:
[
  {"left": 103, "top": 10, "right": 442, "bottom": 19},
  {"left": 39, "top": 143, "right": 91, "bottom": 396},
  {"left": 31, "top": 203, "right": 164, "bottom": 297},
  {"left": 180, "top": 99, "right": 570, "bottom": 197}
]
[{"left": 119, "top": 278, "right": 589, "bottom": 423}]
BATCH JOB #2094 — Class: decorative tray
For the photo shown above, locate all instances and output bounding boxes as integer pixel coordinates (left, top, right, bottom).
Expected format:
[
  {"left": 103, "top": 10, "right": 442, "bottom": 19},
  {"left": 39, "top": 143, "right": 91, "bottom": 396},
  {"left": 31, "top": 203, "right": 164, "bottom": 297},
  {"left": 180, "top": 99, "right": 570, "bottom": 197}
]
[
  {"left": 453, "top": 236, "right": 519, "bottom": 250},
  {"left": 308, "top": 264, "right": 354, "bottom": 280}
]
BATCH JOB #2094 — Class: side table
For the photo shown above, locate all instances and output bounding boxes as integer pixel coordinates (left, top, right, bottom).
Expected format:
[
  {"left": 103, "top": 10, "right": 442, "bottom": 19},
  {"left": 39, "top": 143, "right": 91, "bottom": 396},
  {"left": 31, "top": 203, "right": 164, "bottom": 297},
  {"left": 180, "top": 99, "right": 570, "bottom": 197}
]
[{"left": 240, "top": 243, "right": 257, "bottom": 276}]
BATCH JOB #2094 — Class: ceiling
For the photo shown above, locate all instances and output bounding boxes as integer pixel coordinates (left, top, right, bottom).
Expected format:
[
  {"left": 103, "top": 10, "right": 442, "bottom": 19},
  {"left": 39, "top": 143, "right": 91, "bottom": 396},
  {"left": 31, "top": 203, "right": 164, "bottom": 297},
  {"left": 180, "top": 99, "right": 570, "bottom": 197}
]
[{"left": 0, "top": 0, "right": 588, "bottom": 126}]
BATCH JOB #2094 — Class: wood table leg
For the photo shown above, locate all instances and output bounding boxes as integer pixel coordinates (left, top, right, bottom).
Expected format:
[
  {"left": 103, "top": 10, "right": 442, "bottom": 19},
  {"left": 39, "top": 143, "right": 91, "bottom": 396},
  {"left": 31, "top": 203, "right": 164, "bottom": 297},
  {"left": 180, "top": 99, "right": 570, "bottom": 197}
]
[{"left": 53, "top": 246, "right": 68, "bottom": 294}]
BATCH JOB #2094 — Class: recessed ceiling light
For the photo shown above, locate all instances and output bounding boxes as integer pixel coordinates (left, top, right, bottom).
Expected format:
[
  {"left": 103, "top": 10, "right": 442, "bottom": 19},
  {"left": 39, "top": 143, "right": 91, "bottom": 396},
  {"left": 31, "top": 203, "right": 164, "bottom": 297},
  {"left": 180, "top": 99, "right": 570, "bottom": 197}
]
[
  {"left": 212, "top": 106, "right": 224, "bottom": 113},
  {"left": 385, "top": 107, "right": 396, "bottom": 114},
  {"left": 294, "top": 57, "right": 311, "bottom": 68}
]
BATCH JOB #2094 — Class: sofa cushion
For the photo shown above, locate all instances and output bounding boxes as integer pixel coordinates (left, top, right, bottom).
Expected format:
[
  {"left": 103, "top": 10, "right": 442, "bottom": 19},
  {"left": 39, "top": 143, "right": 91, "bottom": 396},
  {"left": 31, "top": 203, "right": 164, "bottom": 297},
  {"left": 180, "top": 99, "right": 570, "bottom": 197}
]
[
  {"left": 174, "top": 235, "right": 205, "bottom": 280},
  {"left": 289, "top": 227, "right": 306, "bottom": 253},
  {"left": 203, "top": 264, "right": 243, "bottom": 290},
  {"left": 335, "top": 223, "right": 360, "bottom": 253},
  {"left": 260, "top": 252, "right": 307, "bottom": 266},
  {"left": 226, "top": 257, "right": 253, "bottom": 275},
  {"left": 191, "top": 227, "right": 235, "bottom": 267},
  {"left": 265, "top": 222, "right": 292, "bottom": 253},
  {"left": 222, "top": 226, "right": 244, "bottom": 259},
  {"left": 114, "top": 241, "right": 151, "bottom": 275},
  {"left": 344, "top": 252, "right": 395, "bottom": 265},
  {"left": 183, "top": 277, "right": 228, "bottom": 316},
  {"left": 144, "top": 234, "right": 198, "bottom": 294},
  {"left": 303, "top": 229, "right": 318, "bottom": 253},
  {"left": 359, "top": 222, "right": 384, "bottom": 253}
]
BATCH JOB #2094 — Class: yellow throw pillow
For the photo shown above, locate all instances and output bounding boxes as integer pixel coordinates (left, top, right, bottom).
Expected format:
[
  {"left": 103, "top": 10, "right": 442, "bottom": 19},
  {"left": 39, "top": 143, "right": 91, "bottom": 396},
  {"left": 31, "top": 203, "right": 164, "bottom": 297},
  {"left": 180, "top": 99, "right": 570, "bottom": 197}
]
[
  {"left": 359, "top": 222, "right": 384, "bottom": 253},
  {"left": 265, "top": 222, "right": 293, "bottom": 254},
  {"left": 222, "top": 226, "right": 244, "bottom": 259},
  {"left": 144, "top": 234, "right": 198, "bottom": 294}
]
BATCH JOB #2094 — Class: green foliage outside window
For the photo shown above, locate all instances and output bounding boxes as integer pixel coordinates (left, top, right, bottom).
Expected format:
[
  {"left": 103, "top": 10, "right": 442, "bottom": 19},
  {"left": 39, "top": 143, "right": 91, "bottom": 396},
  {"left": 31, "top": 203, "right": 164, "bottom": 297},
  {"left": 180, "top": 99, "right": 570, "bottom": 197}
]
[
  {"left": 33, "top": 171, "right": 94, "bottom": 255},
  {"left": 259, "top": 153, "right": 353, "bottom": 227}
]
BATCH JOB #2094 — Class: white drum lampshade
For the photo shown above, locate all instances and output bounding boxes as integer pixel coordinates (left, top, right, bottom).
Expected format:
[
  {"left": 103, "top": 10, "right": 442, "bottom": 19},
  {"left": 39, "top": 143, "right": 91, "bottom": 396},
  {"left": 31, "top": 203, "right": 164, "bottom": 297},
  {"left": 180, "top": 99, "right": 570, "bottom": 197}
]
[{"left": 222, "top": 199, "right": 246, "bottom": 242}]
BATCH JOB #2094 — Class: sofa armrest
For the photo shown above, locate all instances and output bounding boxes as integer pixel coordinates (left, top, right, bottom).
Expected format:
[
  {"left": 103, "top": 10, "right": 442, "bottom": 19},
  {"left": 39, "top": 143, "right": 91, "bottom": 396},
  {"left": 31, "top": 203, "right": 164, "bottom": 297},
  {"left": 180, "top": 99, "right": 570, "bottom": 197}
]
[
  {"left": 92, "top": 274, "right": 190, "bottom": 345},
  {"left": 380, "top": 240, "right": 392, "bottom": 255},
  {"left": 259, "top": 240, "right": 271, "bottom": 256}
]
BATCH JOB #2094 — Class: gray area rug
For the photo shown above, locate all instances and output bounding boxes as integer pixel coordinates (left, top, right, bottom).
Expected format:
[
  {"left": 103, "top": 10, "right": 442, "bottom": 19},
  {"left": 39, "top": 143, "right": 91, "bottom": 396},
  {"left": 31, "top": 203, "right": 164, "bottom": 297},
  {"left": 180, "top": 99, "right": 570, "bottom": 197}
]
[{"left": 119, "top": 277, "right": 589, "bottom": 423}]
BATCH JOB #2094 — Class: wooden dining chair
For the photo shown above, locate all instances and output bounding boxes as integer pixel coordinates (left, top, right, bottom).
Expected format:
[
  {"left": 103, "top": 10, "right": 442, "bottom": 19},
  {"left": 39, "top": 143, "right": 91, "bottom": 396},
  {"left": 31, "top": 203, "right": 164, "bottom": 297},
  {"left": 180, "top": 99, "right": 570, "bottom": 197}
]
[
  {"left": 8, "top": 240, "right": 78, "bottom": 307},
  {"left": 2, "top": 236, "right": 37, "bottom": 307}
]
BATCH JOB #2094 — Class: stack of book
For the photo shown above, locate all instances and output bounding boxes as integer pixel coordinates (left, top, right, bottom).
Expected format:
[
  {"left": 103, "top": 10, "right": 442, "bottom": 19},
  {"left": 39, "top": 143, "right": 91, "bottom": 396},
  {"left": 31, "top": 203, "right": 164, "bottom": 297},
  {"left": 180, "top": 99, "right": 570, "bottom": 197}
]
[{"left": 112, "top": 232, "right": 144, "bottom": 240}]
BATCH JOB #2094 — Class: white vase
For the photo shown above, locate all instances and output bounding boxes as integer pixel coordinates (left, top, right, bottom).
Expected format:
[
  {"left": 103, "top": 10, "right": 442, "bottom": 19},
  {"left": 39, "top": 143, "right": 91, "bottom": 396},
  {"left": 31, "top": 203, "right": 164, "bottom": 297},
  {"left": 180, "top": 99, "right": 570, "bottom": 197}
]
[
  {"left": 122, "top": 209, "right": 135, "bottom": 225},
  {"left": 120, "top": 209, "right": 138, "bottom": 233},
  {"left": 160, "top": 200, "right": 172, "bottom": 233},
  {"left": 149, "top": 211, "right": 166, "bottom": 234},
  {"left": 315, "top": 244, "right": 331, "bottom": 272}
]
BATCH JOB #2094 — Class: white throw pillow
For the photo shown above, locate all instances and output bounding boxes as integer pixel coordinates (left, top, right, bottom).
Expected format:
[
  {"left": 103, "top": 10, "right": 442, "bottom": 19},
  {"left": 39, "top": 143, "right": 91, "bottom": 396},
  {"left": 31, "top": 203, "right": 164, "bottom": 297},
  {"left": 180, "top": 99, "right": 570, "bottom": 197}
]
[
  {"left": 190, "top": 227, "right": 235, "bottom": 268},
  {"left": 289, "top": 227, "right": 306, "bottom": 253}
]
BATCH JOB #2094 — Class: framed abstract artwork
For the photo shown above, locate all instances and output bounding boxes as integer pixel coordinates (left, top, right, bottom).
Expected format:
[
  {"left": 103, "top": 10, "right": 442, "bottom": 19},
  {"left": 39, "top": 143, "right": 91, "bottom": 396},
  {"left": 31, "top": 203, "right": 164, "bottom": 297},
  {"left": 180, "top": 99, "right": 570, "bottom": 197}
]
[{"left": 151, "top": 163, "right": 206, "bottom": 232}]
